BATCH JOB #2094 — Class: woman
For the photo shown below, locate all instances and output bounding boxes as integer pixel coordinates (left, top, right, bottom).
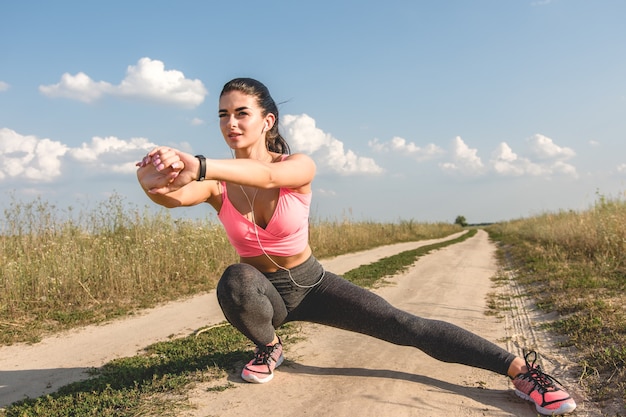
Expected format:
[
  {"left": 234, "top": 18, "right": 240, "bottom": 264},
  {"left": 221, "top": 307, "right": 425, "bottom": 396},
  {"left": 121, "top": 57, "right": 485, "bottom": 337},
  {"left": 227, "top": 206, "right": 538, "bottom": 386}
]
[{"left": 136, "top": 78, "right": 576, "bottom": 415}]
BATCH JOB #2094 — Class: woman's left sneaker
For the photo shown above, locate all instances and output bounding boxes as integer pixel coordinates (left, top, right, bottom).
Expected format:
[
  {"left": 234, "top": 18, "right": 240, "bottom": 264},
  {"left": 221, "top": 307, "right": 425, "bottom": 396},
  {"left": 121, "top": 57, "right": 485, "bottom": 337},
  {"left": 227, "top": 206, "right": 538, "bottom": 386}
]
[
  {"left": 241, "top": 337, "right": 284, "bottom": 383},
  {"left": 512, "top": 350, "right": 577, "bottom": 415}
]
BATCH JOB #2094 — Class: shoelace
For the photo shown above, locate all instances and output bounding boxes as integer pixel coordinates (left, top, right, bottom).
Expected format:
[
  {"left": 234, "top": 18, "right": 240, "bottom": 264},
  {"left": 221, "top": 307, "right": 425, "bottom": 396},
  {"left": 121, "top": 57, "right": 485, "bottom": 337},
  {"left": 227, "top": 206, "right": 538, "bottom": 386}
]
[
  {"left": 522, "top": 350, "right": 565, "bottom": 393},
  {"left": 252, "top": 344, "right": 278, "bottom": 365}
]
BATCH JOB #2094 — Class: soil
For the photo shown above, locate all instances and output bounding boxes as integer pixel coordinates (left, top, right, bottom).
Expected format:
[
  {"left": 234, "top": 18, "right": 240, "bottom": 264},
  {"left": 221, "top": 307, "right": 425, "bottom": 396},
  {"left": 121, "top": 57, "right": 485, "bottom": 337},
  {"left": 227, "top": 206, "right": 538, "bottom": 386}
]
[{"left": 0, "top": 230, "right": 602, "bottom": 416}]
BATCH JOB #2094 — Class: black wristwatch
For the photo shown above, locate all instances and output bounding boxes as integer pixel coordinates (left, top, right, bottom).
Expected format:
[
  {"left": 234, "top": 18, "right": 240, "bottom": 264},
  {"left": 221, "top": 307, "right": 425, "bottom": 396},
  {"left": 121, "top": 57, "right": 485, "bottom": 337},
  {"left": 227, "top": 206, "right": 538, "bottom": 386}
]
[{"left": 195, "top": 155, "right": 206, "bottom": 181}]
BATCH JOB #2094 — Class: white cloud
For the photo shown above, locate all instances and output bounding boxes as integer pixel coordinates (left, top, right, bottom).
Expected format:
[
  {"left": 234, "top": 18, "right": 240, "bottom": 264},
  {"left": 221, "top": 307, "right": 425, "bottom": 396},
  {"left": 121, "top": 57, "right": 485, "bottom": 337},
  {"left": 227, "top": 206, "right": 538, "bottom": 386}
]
[
  {"left": 551, "top": 160, "right": 577, "bottom": 176},
  {"left": 0, "top": 128, "right": 68, "bottom": 181},
  {"left": 439, "top": 136, "right": 485, "bottom": 175},
  {"left": 618, "top": 164, "right": 626, "bottom": 173},
  {"left": 68, "top": 136, "right": 156, "bottom": 174},
  {"left": 527, "top": 133, "right": 575, "bottom": 160},
  {"left": 191, "top": 117, "right": 205, "bottom": 126},
  {"left": 369, "top": 132, "right": 578, "bottom": 179},
  {"left": 527, "top": 134, "right": 577, "bottom": 177},
  {"left": 589, "top": 139, "right": 600, "bottom": 147},
  {"left": 489, "top": 135, "right": 577, "bottom": 178},
  {"left": 115, "top": 58, "right": 207, "bottom": 107},
  {"left": 39, "top": 72, "right": 112, "bottom": 103},
  {"left": 39, "top": 58, "right": 207, "bottom": 108},
  {"left": 0, "top": 81, "right": 9, "bottom": 92},
  {"left": 316, "top": 188, "right": 337, "bottom": 196},
  {"left": 0, "top": 128, "right": 157, "bottom": 184},
  {"left": 282, "top": 114, "right": 383, "bottom": 175},
  {"left": 491, "top": 142, "right": 524, "bottom": 176},
  {"left": 369, "top": 137, "right": 444, "bottom": 161},
  {"left": 490, "top": 142, "right": 542, "bottom": 176}
]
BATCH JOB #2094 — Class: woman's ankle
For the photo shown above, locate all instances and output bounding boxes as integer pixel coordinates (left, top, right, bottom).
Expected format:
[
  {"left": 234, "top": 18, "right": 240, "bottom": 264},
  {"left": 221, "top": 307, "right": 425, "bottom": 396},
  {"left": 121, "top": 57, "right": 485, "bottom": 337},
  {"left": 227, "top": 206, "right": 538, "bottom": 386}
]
[{"left": 507, "top": 357, "right": 528, "bottom": 379}]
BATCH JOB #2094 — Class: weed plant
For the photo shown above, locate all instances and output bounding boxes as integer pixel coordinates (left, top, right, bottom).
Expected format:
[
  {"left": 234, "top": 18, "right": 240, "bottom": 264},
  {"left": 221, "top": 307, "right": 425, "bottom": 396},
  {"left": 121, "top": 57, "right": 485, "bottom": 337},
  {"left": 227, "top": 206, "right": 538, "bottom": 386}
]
[
  {"left": 0, "top": 194, "right": 460, "bottom": 345},
  {"left": 487, "top": 194, "right": 626, "bottom": 411}
]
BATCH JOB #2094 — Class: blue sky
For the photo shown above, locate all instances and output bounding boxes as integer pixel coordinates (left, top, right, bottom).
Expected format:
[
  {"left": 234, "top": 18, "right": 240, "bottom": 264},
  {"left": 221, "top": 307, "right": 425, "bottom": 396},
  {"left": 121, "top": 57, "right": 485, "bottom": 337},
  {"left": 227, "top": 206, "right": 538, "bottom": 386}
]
[{"left": 1, "top": 0, "right": 625, "bottom": 224}]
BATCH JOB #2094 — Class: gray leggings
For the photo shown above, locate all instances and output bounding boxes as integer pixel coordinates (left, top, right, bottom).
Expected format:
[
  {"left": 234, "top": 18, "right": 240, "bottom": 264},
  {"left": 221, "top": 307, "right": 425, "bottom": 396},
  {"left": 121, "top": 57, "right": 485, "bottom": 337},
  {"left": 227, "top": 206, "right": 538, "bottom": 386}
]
[{"left": 216, "top": 255, "right": 516, "bottom": 376}]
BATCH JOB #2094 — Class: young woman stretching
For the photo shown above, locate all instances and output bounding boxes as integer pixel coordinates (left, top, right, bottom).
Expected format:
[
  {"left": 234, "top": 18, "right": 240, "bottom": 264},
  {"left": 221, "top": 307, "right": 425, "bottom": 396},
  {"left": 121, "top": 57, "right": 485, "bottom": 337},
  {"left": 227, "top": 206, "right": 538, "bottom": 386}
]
[{"left": 136, "top": 78, "right": 576, "bottom": 415}]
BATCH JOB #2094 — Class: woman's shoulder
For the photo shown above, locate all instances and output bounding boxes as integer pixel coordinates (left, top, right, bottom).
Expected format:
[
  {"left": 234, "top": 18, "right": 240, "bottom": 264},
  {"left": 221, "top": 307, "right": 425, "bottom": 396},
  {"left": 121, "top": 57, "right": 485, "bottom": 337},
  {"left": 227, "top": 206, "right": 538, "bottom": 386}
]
[
  {"left": 280, "top": 152, "right": 315, "bottom": 165},
  {"left": 274, "top": 153, "right": 315, "bottom": 194}
]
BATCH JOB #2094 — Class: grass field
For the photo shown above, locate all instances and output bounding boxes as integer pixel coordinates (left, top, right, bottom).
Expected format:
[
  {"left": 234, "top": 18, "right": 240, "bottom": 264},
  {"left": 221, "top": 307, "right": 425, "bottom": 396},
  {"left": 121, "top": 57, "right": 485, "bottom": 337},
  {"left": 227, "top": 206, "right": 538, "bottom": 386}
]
[
  {"left": 1, "top": 193, "right": 625, "bottom": 415},
  {"left": 0, "top": 194, "right": 460, "bottom": 346}
]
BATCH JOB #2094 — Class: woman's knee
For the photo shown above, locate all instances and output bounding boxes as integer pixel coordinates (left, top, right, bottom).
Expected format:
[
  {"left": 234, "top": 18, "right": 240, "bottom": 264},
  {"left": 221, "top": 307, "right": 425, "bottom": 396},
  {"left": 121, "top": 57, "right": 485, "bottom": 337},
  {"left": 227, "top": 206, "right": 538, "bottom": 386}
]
[{"left": 217, "top": 263, "right": 264, "bottom": 304}]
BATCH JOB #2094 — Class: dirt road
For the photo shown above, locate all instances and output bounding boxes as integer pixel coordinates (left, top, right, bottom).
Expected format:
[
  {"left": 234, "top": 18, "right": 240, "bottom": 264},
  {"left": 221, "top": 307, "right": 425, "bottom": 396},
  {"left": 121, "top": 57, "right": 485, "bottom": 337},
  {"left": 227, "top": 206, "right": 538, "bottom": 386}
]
[{"left": 0, "top": 230, "right": 597, "bottom": 415}]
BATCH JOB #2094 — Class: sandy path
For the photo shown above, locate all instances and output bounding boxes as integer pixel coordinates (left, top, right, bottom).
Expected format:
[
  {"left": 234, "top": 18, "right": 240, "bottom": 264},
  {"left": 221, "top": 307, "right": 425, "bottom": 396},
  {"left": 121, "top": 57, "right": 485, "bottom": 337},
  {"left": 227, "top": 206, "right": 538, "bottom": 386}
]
[
  {"left": 183, "top": 230, "right": 597, "bottom": 417},
  {"left": 0, "top": 230, "right": 597, "bottom": 415}
]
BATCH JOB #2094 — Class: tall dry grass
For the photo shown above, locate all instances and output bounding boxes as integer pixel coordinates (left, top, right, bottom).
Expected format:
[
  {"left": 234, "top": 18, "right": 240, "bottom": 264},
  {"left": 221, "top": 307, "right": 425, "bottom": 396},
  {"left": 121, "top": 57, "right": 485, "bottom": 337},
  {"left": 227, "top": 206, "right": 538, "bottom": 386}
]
[
  {"left": 0, "top": 194, "right": 460, "bottom": 345},
  {"left": 488, "top": 194, "right": 626, "bottom": 410},
  {"left": 492, "top": 195, "right": 625, "bottom": 276}
]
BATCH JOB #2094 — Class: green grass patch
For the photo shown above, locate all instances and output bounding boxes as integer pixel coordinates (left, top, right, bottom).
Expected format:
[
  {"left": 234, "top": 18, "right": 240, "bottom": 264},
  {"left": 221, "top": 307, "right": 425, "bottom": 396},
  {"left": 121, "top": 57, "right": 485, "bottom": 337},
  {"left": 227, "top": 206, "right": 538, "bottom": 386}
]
[
  {"left": 2, "top": 324, "right": 295, "bottom": 417},
  {"left": 344, "top": 229, "right": 476, "bottom": 287}
]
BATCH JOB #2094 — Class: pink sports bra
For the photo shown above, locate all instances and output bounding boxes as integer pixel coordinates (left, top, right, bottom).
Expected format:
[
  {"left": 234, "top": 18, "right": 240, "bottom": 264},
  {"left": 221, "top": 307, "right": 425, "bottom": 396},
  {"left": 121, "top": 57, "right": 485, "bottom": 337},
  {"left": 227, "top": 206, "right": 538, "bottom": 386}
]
[{"left": 217, "top": 183, "right": 312, "bottom": 257}]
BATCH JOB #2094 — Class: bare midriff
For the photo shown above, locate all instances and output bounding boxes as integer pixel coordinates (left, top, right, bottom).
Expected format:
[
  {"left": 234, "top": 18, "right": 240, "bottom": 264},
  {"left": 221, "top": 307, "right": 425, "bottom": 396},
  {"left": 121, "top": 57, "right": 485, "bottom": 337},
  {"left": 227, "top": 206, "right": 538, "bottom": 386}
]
[{"left": 239, "top": 245, "right": 313, "bottom": 273}]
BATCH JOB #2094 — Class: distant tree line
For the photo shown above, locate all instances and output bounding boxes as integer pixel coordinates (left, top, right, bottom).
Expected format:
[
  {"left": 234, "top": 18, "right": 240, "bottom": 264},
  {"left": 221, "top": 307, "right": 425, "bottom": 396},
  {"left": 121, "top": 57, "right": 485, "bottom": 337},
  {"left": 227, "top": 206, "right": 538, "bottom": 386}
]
[{"left": 454, "top": 215, "right": 493, "bottom": 227}]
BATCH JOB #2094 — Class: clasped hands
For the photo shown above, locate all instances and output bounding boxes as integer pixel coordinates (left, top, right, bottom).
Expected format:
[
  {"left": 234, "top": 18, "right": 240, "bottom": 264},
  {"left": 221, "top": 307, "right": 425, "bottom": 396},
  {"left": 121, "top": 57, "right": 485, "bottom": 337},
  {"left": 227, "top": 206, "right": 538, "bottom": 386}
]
[{"left": 136, "top": 147, "right": 199, "bottom": 194}]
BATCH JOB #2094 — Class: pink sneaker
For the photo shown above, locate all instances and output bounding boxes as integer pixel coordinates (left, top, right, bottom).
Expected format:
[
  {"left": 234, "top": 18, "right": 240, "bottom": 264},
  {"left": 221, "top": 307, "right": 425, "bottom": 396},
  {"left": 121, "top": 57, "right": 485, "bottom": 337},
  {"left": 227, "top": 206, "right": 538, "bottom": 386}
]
[
  {"left": 512, "top": 351, "right": 577, "bottom": 415},
  {"left": 241, "top": 337, "right": 284, "bottom": 383}
]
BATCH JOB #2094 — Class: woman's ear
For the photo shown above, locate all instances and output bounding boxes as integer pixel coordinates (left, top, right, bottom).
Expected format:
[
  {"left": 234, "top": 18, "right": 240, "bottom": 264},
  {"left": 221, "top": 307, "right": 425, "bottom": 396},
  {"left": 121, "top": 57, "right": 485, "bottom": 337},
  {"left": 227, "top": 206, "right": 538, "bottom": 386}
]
[{"left": 264, "top": 113, "right": 276, "bottom": 131}]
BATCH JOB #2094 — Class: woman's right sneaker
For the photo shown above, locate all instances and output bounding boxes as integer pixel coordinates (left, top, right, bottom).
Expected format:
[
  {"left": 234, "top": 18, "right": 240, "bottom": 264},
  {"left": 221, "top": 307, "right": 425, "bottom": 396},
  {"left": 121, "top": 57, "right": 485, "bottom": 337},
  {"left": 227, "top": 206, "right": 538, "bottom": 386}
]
[
  {"left": 241, "top": 337, "right": 284, "bottom": 383},
  {"left": 512, "top": 350, "right": 577, "bottom": 415}
]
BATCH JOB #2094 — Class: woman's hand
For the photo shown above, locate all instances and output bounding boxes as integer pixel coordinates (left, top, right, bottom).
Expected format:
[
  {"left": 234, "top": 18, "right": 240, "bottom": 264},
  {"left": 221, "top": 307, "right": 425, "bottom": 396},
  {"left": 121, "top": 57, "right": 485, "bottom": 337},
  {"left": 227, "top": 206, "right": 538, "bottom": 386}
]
[{"left": 136, "top": 147, "right": 199, "bottom": 194}]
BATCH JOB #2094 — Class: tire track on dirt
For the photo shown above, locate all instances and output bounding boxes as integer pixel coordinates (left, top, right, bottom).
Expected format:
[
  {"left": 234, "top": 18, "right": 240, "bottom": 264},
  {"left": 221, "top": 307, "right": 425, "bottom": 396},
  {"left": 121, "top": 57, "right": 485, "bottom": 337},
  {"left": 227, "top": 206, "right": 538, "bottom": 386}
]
[{"left": 499, "top": 256, "right": 602, "bottom": 416}]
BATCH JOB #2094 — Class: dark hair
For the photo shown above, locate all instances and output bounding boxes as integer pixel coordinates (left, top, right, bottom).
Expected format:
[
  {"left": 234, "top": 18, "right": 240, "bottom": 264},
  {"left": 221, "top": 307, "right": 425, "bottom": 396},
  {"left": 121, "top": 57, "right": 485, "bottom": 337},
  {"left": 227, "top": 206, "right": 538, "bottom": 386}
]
[{"left": 220, "top": 78, "right": 290, "bottom": 154}]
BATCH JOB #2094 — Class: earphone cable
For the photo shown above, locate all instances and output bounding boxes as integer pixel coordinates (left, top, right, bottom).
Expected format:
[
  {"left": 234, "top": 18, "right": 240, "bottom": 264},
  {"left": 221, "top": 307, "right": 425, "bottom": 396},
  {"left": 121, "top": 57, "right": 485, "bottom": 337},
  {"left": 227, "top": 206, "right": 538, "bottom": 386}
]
[{"left": 239, "top": 185, "right": 325, "bottom": 289}]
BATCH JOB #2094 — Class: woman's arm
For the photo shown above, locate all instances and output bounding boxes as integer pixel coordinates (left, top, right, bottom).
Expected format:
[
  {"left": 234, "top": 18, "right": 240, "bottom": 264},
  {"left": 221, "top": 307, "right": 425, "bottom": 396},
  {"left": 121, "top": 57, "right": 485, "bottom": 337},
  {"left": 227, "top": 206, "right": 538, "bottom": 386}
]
[
  {"left": 204, "top": 153, "right": 316, "bottom": 191},
  {"left": 143, "top": 147, "right": 316, "bottom": 194}
]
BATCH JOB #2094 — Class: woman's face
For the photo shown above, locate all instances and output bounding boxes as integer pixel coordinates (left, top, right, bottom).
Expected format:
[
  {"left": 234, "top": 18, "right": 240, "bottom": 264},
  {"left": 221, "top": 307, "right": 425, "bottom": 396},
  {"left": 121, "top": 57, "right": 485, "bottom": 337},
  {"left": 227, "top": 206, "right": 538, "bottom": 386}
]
[{"left": 218, "top": 90, "right": 268, "bottom": 150}]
